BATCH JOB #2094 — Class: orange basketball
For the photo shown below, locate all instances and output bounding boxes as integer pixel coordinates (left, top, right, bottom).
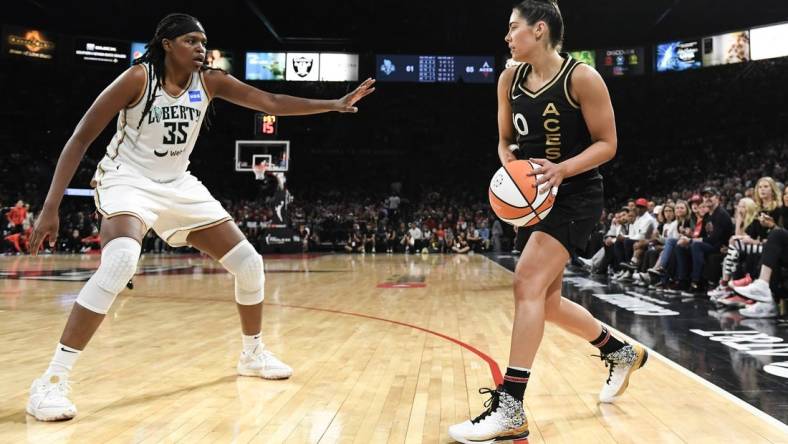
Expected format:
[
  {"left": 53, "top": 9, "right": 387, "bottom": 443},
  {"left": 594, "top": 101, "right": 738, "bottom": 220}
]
[{"left": 488, "top": 160, "right": 557, "bottom": 227}]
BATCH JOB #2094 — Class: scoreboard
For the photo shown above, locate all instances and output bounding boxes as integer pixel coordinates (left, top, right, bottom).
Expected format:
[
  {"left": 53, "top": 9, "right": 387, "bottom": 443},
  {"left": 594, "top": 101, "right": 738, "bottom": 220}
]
[
  {"left": 254, "top": 113, "right": 278, "bottom": 137},
  {"left": 376, "top": 54, "right": 495, "bottom": 83}
]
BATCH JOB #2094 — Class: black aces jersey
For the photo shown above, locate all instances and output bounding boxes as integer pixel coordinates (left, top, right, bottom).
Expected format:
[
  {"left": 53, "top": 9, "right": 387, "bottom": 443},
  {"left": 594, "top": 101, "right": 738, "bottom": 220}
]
[{"left": 509, "top": 54, "right": 602, "bottom": 185}]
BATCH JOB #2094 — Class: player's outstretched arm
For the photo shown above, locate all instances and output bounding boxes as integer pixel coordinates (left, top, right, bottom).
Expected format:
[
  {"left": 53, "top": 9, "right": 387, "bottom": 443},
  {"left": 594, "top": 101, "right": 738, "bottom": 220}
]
[
  {"left": 204, "top": 70, "right": 375, "bottom": 115},
  {"left": 29, "top": 66, "right": 145, "bottom": 254}
]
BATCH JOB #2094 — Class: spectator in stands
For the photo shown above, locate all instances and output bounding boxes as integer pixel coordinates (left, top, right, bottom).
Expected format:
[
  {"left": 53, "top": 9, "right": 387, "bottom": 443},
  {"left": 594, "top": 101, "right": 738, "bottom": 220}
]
[
  {"left": 613, "top": 198, "right": 657, "bottom": 281},
  {"left": 428, "top": 233, "right": 443, "bottom": 253},
  {"left": 648, "top": 200, "right": 692, "bottom": 281},
  {"left": 444, "top": 227, "right": 455, "bottom": 252},
  {"left": 452, "top": 233, "right": 470, "bottom": 254},
  {"left": 753, "top": 177, "right": 784, "bottom": 223},
  {"left": 364, "top": 225, "right": 377, "bottom": 253},
  {"left": 478, "top": 221, "right": 491, "bottom": 251},
  {"left": 633, "top": 203, "right": 676, "bottom": 285},
  {"left": 708, "top": 198, "right": 765, "bottom": 300},
  {"left": 435, "top": 223, "right": 447, "bottom": 251},
  {"left": 4, "top": 227, "right": 32, "bottom": 254},
  {"left": 491, "top": 219, "right": 504, "bottom": 252},
  {"left": 421, "top": 223, "right": 432, "bottom": 248},
  {"left": 80, "top": 227, "right": 101, "bottom": 252},
  {"left": 385, "top": 227, "right": 398, "bottom": 253},
  {"left": 734, "top": 226, "right": 788, "bottom": 318},
  {"left": 6, "top": 200, "right": 27, "bottom": 234},
  {"left": 408, "top": 223, "right": 423, "bottom": 252},
  {"left": 608, "top": 207, "right": 633, "bottom": 275},
  {"left": 345, "top": 230, "right": 363, "bottom": 253},
  {"left": 671, "top": 199, "right": 710, "bottom": 292},
  {"left": 687, "top": 187, "right": 734, "bottom": 292},
  {"left": 386, "top": 194, "right": 401, "bottom": 223},
  {"left": 466, "top": 224, "right": 481, "bottom": 252},
  {"left": 647, "top": 200, "right": 657, "bottom": 216},
  {"left": 779, "top": 187, "right": 788, "bottom": 226},
  {"left": 585, "top": 207, "right": 628, "bottom": 275},
  {"left": 60, "top": 229, "right": 83, "bottom": 254}
]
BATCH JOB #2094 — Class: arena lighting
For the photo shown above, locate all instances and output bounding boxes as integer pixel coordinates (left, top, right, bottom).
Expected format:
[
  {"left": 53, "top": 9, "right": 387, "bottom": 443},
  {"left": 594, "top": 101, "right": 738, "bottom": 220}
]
[{"left": 64, "top": 188, "right": 94, "bottom": 197}]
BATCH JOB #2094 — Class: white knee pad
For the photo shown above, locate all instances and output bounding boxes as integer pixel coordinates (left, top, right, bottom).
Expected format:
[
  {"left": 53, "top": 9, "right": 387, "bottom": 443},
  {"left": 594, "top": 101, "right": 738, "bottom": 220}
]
[
  {"left": 76, "top": 237, "right": 140, "bottom": 314},
  {"left": 219, "top": 240, "right": 265, "bottom": 305}
]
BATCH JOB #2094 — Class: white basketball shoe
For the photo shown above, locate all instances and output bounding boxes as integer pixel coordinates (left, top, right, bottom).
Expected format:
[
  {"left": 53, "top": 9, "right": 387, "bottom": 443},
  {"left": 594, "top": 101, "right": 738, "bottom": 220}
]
[
  {"left": 598, "top": 343, "right": 649, "bottom": 403},
  {"left": 27, "top": 373, "right": 77, "bottom": 421},
  {"left": 448, "top": 386, "right": 529, "bottom": 444},
  {"left": 237, "top": 348, "right": 293, "bottom": 379}
]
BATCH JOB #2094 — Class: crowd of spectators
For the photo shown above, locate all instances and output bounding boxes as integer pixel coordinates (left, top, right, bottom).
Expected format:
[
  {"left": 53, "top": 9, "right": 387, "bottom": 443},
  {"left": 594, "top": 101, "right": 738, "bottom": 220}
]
[
  {"left": 1, "top": 199, "right": 103, "bottom": 255},
  {"left": 2, "top": 39, "right": 788, "bottom": 318},
  {"left": 287, "top": 189, "right": 502, "bottom": 255},
  {"left": 575, "top": 162, "right": 788, "bottom": 319}
]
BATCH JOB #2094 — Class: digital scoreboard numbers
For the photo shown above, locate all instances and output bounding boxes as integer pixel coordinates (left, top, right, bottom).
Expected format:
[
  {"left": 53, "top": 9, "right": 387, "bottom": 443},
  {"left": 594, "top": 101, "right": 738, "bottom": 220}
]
[
  {"left": 377, "top": 54, "right": 494, "bottom": 83},
  {"left": 455, "top": 56, "right": 495, "bottom": 83},
  {"left": 419, "top": 56, "right": 436, "bottom": 82},
  {"left": 254, "top": 113, "right": 278, "bottom": 137}
]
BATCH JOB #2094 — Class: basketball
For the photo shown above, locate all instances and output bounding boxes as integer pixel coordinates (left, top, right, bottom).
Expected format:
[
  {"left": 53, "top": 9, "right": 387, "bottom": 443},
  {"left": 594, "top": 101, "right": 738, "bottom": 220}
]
[{"left": 488, "top": 160, "right": 557, "bottom": 227}]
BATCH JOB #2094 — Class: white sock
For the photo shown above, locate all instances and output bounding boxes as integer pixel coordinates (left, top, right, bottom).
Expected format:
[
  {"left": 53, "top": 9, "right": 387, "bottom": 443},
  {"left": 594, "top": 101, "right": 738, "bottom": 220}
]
[
  {"left": 45, "top": 343, "right": 81, "bottom": 376},
  {"left": 242, "top": 333, "right": 263, "bottom": 356}
]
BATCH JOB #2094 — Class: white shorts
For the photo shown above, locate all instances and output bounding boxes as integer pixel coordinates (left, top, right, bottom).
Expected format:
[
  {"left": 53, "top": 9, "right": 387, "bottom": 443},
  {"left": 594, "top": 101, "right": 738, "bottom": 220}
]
[{"left": 93, "top": 157, "right": 232, "bottom": 247}]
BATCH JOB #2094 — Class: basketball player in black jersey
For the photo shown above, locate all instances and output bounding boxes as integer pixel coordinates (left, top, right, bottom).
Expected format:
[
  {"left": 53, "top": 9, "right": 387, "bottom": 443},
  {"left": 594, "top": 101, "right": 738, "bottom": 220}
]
[{"left": 449, "top": 2, "right": 648, "bottom": 442}]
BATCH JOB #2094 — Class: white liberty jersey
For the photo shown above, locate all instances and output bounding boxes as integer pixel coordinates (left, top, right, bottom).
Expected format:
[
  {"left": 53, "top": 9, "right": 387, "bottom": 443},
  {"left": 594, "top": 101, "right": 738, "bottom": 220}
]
[{"left": 105, "top": 63, "right": 210, "bottom": 182}]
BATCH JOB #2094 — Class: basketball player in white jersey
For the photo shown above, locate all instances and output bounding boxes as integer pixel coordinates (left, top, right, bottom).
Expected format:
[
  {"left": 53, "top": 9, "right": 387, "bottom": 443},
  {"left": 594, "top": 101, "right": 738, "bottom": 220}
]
[{"left": 26, "top": 13, "right": 375, "bottom": 421}]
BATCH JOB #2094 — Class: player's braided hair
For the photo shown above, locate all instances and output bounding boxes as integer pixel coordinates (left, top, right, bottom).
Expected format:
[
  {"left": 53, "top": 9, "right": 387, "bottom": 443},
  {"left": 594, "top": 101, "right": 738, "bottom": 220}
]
[
  {"left": 132, "top": 13, "right": 225, "bottom": 130},
  {"left": 513, "top": 0, "right": 564, "bottom": 50}
]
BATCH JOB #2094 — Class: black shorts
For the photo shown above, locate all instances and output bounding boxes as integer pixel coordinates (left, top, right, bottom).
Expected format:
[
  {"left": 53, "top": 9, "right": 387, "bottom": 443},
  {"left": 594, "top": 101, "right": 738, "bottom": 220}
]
[{"left": 525, "top": 179, "right": 604, "bottom": 255}]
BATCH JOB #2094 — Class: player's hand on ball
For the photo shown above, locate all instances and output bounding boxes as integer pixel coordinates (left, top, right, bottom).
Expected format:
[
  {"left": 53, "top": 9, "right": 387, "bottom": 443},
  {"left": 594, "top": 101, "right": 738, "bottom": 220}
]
[
  {"left": 335, "top": 78, "right": 376, "bottom": 113},
  {"left": 29, "top": 207, "right": 59, "bottom": 256},
  {"left": 527, "top": 158, "right": 565, "bottom": 195}
]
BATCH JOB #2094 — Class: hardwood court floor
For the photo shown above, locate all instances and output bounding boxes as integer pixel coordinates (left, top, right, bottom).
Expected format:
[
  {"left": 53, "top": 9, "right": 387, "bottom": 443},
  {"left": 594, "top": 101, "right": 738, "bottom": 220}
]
[{"left": 1, "top": 253, "right": 787, "bottom": 443}]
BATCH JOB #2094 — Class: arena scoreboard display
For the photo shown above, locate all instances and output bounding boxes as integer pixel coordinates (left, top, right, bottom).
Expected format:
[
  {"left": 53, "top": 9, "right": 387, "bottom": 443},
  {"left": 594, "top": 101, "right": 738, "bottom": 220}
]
[
  {"left": 130, "top": 41, "right": 146, "bottom": 65},
  {"left": 74, "top": 37, "right": 129, "bottom": 65},
  {"left": 376, "top": 54, "right": 495, "bottom": 83},
  {"left": 286, "top": 52, "right": 320, "bottom": 81},
  {"left": 2, "top": 25, "right": 57, "bottom": 60},
  {"left": 569, "top": 50, "right": 596, "bottom": 68},
  {"left": 656, "top": 40, "right": 702, "bottom": 72},
  {"left": 319, "top": 53, "right": 359, "bottom": 81},
  {"left": 245, "top": 52, "right": 286, "bottom": 80},
  {"left": 702, "top": 31, "right": 749, "bottom": 66},
  {"left": 751, "top": 22, "right": 788, "bottom": 60},
  {"left": 596, "top": 47, "right": 645, "bottom": 77},
  {"left": 254, "top": 113, "right": 278, "bottom": 137}
]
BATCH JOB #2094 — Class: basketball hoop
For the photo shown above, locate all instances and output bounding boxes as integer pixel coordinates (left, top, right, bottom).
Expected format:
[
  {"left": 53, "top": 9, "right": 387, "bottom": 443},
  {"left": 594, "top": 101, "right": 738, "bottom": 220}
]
[{"left": 253, "top": 161, "right": 268, "bottom": 180}]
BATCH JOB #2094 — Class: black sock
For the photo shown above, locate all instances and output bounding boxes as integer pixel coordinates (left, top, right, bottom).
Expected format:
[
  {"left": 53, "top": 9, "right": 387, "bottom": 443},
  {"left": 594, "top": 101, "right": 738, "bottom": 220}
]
[
  {"left": 502, "top": 366, "right": 530, "bottom": 401},
  {"left": 590, "top": 326, "right": 626, "bottom": 355}
]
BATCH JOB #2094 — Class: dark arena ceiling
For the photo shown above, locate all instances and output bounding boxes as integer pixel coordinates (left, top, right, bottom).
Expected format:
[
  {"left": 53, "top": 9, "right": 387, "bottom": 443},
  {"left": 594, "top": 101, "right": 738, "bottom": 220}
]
[{"left": 8, "top": 0, "right": 788, "bottom": 54}]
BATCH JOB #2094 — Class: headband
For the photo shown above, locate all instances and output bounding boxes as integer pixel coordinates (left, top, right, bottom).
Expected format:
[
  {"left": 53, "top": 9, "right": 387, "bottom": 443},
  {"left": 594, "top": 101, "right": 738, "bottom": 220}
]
[{"left": 161, "top": 19, "right": 205, "bottom": 40}]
